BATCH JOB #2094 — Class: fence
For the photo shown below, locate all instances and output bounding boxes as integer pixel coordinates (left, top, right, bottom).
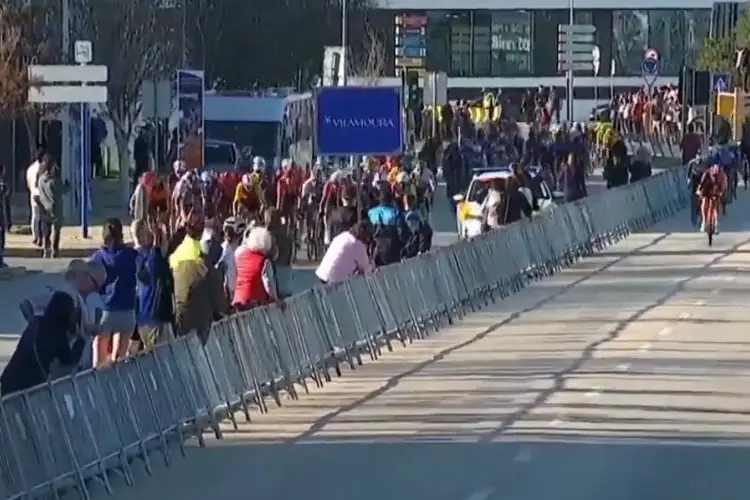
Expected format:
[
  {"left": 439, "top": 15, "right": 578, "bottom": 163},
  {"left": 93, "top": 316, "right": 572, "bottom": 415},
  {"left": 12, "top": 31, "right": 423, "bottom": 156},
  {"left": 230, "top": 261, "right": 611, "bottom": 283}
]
[{"left": 0, "top": 161, "right": 695, "bottom": 499}]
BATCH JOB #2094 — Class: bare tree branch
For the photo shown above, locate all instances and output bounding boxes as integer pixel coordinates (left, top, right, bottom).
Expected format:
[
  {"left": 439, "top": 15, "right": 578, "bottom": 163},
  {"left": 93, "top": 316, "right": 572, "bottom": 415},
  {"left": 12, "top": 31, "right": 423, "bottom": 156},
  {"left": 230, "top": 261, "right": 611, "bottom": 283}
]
[{"left": 350, "top": 25, "right": 386, "bottom": 85}]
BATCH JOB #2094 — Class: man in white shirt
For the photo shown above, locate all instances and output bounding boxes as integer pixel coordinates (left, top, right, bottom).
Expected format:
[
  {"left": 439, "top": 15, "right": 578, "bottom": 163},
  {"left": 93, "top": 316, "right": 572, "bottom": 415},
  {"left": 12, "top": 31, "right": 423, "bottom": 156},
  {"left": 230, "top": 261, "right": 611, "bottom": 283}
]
[
  {"left": 315, "top": 222, "right": 374, "bottom": 284},
  {"left": 25, "top": 153, "right": 43, "bottom": 246}
]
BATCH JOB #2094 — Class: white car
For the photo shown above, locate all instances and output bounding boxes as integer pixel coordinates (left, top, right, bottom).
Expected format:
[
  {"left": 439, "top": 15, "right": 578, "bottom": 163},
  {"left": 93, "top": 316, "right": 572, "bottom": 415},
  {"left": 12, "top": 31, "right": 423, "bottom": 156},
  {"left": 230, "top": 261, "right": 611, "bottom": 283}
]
[{"left": 453, "top": 167, "right": 559, "bottom": 239}]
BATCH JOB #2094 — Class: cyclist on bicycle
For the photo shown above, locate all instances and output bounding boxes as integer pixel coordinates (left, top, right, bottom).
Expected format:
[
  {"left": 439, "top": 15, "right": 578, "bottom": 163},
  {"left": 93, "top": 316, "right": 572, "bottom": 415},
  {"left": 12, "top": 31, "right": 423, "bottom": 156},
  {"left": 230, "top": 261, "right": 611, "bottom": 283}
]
[
  {"left": 300, "top": 168, "right": 324, "bottom": 242},
  {"left": 698, "top": 164, "right": 727, "bottom": 234}
]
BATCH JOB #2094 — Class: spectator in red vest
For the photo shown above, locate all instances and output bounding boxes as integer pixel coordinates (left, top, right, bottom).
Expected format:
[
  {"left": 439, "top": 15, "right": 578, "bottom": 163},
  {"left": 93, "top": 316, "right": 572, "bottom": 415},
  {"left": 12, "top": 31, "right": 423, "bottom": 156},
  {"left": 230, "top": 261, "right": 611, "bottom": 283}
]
[{"left": 233, "top": 227, "right": 282, "bottom": 310}]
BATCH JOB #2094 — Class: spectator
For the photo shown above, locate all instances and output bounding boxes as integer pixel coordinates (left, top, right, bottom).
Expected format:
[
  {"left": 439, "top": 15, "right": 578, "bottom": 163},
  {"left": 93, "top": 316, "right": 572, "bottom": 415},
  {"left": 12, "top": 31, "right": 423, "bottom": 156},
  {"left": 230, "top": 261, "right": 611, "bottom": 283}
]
[
  {"left": 133, "top": 220, "right": 174, "bottom": 349},
  {"left": 264, "top": 207, "right": 294, "bottom": 298},
  {"left": 218, "top": 216, "right": 246, "bottom": 299},
  {"left": 316, "top": 220, "right": 374, "bottom": 285},
  {"left": 169, "top": 213, "right": 203, "bottom": 270},
  {"left": 681, "top": 122, "right": 702, "bottom": 165},
  {"left": 90, "top": 218, "right": 139, "bottom": 365},
  {"left": 233, "top": 226, "right": 282, "bottom": 310},
  {"left": 1, "top": 291, "right": 83, "bottom": 395},
  {"left": 480, "top": 178, "right": 506, "bottom": 230},
  {"left": 26, "top": 149, "right": 44, "bottom": 247},
  {"left": 401, "top": 193, "right": 432, "bottom": 258},
  {"left": 630, "top": 146, "right": 653, "bottom": 183},
  {"left": 173, "top": 221, "right": 227, "bottom": 344},
  {"left": 503, "top": 176, "right": 533, "bottom": 225},
  {"left": 328, "top": 186, "right": 358, "bottom": 240},
  {"left": 35, "top": 158, "right": 69, "bottom": 258}
]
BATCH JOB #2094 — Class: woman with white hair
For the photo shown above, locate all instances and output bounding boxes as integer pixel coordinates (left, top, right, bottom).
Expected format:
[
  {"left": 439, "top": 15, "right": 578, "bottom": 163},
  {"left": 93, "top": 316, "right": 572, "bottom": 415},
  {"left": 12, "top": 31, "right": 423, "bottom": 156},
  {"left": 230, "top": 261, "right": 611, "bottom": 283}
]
[
  {"left": 630, "top": 146, "right": 653, "bottom": 183},
  {"left": 232, "top": 226, "right": 281, "bottom": 310}
]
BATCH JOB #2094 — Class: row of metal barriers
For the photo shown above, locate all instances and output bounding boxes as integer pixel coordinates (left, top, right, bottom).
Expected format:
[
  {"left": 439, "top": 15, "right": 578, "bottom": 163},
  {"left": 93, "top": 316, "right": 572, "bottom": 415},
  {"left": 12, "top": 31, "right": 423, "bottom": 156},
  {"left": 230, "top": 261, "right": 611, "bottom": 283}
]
[{"left": 0, "top": 163, "right": 693, "bottom": 499}]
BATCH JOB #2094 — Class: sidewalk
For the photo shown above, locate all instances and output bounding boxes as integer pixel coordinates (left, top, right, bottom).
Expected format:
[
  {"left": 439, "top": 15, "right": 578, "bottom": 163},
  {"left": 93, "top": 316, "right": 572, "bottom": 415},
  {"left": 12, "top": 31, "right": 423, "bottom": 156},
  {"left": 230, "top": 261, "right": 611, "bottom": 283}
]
[{"left": 8, "top": 178, "right": 131, "bottom": 258}]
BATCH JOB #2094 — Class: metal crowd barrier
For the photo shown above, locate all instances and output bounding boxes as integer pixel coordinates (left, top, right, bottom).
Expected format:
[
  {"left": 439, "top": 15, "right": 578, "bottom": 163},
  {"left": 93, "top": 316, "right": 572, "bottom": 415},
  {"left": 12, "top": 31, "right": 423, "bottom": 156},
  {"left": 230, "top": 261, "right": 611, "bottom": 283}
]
[{"left": 0, "top": 162, "right": 696, "bottom": 499}]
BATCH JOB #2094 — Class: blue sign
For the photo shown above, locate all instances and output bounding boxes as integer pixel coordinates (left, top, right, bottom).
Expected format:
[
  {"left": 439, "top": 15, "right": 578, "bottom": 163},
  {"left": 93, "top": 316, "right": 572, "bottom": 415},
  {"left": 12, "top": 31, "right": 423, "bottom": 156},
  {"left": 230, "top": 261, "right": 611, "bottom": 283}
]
[
  {"left": 642, "top": 48, "right": 660, "bottom": 77},
  {"left": 712, "top": 72, "right": 731, "bottom": 92},
  {"left": 315, "top": 86, "right": 403, "bottom": 156}
]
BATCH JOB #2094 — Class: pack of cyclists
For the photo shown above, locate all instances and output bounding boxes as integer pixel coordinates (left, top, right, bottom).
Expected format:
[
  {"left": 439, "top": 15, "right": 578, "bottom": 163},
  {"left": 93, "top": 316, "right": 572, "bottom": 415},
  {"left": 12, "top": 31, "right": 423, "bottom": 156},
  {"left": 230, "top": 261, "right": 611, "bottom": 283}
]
[{"left": 133, "top": 153, "right": 438, "bottom": 265}]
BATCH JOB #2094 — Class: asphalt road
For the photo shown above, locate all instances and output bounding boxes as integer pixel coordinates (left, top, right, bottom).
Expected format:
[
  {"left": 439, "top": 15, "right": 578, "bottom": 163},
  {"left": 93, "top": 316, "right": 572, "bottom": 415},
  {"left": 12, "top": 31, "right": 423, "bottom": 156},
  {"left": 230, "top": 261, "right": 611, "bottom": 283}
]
[{"left": 69, "top": 170, "right": 750, "bottom": 500}]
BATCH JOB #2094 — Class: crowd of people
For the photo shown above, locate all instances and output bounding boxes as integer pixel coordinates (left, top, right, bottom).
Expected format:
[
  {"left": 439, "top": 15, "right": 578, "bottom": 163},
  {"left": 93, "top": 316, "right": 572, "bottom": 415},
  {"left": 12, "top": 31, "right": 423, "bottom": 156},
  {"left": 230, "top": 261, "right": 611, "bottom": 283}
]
[{"left": 605, "top": 85, "right": 682, "bottom": 147}]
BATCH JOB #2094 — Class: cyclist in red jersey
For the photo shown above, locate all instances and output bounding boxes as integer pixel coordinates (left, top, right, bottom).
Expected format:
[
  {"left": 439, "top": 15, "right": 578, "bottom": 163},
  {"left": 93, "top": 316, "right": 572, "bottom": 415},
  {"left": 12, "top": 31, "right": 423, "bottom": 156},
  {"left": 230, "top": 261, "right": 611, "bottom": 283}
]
[{"left": 698, "top": 164, "right": 727, "bottom": 233}]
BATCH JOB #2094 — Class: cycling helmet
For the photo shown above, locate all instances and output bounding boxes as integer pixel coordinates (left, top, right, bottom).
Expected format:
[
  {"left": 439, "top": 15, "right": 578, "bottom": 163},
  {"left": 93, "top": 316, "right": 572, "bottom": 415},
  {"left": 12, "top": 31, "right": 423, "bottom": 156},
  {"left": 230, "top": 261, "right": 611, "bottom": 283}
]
[
  {"left": 241, "top": 173, "right": 252, "bottom": 185},
  {"left": 329, "top": 170, "right": 343, "bottom": 183},
  {"left": 200, "top": 170, "right": 215, "bottom": 183},
  {"left": 172, "top": 160, "right": 186, "bottom": 173},
  {"left": 252, "top": 156, "right": 266, "bottom": 171},
  {"left": 223, "top": 216, "right": 247, "bottom": 235},
  {"left": 710, "top": 164, "right": 721, "bottom": 175},
  {"left": 281, "top": 158, "right": 293, "bottom": 171}
]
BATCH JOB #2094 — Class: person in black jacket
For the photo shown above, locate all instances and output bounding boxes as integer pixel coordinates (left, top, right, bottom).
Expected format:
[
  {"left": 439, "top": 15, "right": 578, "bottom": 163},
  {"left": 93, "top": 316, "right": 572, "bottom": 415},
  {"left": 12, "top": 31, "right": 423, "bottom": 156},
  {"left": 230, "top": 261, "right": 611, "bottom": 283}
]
[
  {"left": 328, "top": 185, "right": 358, "bottom": 240},
  {"left": 503, "top": 176, "right": 533, "bottom": 225},
  {"left": 401, "top": 194, "right": 433, "bottom": 259},
  {"left": 1, "top": 291, "right": 83, "bottom": 395}
]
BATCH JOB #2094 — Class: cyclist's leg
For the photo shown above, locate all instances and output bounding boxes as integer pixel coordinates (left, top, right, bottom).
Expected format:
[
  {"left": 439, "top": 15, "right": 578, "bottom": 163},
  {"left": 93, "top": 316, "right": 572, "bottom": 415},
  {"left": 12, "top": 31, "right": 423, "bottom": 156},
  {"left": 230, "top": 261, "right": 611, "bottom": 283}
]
[{"left": 700, "top": 196, "right": 709, "bottom": 231}]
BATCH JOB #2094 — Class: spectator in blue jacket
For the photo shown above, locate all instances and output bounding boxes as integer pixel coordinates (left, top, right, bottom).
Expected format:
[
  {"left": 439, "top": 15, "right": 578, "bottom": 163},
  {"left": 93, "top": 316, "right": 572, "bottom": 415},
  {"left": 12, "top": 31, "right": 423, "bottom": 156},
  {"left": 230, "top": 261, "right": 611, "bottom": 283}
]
[
  {"left": 90, "top": 218, "right": 139, "bottom": 366},
  {"left": 133, "top": 219, "right": 174, "bottom": 349}
]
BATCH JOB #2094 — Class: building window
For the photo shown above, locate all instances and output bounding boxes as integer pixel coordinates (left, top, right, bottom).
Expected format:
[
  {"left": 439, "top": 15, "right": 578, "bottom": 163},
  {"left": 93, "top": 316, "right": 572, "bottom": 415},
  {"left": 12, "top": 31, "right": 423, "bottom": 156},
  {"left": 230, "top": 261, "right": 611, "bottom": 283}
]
[
  {"left": 490, "top": 10, "right": 532, "bottom": 76},
  {"left": 612, "top": 10, "right": 649, "bottom": 76},
  {"left": 449, "top": 12, "right": 472, "bottom": 77},
  {"left": 473, "top": 12, "right": 492, "bottom": 77}
]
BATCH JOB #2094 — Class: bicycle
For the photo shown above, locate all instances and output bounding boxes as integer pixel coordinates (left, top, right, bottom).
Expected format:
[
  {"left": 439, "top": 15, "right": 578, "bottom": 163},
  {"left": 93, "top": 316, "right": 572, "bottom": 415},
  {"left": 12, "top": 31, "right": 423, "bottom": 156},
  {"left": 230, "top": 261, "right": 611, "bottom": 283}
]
[{"left": 704, "top": 196, "right": 718, "bottom": 247}]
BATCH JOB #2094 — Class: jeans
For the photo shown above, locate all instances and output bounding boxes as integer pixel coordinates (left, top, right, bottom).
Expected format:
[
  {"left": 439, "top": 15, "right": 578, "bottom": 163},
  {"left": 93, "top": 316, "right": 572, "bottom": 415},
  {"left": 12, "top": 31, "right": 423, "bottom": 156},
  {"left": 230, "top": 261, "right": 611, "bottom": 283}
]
[
  {"left": 40, "top": 219, "right": 61, "bottom": 255},
  {"left": 30, "top": 202, "right": 41, "bottom": 242}
]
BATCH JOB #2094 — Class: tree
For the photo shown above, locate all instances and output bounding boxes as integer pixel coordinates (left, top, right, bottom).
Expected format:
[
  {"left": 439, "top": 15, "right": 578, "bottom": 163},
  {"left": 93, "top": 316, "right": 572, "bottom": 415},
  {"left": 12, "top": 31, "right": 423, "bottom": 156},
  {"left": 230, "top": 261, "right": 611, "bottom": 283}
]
[
  {"left": 183, "top": 0, "right": 376, "bottom": 90},
  {"left": 697, "top": 8, "right": 750, "bottom": 75},
  {"left": 74, "top": 0, "right": 179, "bottom": 176},
  {"left": 350, "top": 25, "right": 387, "bottom": 85},
  {"left": 0, "top": 4, "right": 59, "bottom": 160}
]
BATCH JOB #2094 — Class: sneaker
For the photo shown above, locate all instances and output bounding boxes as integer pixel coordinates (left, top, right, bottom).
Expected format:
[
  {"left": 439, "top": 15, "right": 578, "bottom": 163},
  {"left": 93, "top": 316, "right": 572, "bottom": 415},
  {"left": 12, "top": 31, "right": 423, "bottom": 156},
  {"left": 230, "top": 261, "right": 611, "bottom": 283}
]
[{"left": 700, "top": 221, "right": 705, "bottom": 232}]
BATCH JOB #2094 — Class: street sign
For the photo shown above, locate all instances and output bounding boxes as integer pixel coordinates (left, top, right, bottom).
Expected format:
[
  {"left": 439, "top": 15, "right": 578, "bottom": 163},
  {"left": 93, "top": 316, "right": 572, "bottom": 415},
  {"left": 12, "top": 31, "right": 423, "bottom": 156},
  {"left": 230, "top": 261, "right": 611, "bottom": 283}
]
[
  {"left": 27, "top": 53, "right": 108, "bottom": 238},
  {"left": 141, "top": 80, "right": 172, "bottom": 119},
  {"left": 558, "top": 62, "right": 593, "bottom": 72},
  {"left": 29, "top": 64, "right": 107, "bottom": 83},
  {"left": 423, "top": 71, "right": 447, "bottom": 106},
  {"left": 642, "top": 47, "right": 660, "bottom": 89},
  {"left": 74, "top": 40, "right": 92, "bottom": 64},
  {"left": 712, "top": 72, "right": 731, "bottom": 93},
  {"left": 315, "top": 86, "right": 403, "bottom": 156},
  {"left": 558, "top": 24, "right": 596, "bottom": 34}
]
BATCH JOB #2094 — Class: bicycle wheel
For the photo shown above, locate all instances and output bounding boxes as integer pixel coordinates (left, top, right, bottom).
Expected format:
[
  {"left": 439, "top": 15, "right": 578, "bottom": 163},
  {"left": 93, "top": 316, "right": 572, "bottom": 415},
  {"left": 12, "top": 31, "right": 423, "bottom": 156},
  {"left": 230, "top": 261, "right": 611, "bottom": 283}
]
[
  {"left": 707, "top": 221, "right": 714, "bottom": 246},
  {"left": 305, "top": 225, "right": 314, "bottom": 261}
]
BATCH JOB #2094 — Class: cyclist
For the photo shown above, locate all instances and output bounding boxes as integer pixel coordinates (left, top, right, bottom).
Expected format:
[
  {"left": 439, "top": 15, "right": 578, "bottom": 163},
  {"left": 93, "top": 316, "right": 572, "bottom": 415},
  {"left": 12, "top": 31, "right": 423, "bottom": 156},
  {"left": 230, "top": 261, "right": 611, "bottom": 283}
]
[
  {"left": 276, "top": 159, "right": 302, "bottom": 233},
  {"left": 698, "top": 164, "right": 727, "bottom": 234},
  {"left": 233, "top": 174, "right": 262, "bottom": 221},
  {"left": 300, "top": 167, "right": 324, "bottom": 247},
  {"left": 200, "top": 170, "right": 219, "bottom": 221}
]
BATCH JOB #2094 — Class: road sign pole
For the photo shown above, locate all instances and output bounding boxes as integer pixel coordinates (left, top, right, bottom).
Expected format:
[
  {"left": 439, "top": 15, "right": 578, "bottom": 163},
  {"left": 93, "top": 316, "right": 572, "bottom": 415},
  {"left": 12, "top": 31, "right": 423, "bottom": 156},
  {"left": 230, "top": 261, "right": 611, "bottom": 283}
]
[
  {"left": 567, "top": 0, "right": 574, "bottom": 122},
  {"left": 28, "top": 41, "right": 107, "bottom": 237}
]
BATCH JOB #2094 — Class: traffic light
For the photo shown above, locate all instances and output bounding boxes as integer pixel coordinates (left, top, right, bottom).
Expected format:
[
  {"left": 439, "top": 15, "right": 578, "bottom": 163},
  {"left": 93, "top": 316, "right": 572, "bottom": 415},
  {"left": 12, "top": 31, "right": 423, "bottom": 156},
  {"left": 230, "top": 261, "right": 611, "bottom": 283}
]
[{"left": 405, "top": 70, "right": 421, "bottom": 110}]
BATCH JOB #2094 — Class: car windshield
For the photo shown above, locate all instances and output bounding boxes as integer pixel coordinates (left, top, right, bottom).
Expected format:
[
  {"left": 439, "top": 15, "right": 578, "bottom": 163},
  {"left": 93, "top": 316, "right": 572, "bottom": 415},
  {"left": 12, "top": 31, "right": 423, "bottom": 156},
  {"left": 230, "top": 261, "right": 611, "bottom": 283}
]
[{"left": 204, "top": 142, "right": 237, "bottom": 172}]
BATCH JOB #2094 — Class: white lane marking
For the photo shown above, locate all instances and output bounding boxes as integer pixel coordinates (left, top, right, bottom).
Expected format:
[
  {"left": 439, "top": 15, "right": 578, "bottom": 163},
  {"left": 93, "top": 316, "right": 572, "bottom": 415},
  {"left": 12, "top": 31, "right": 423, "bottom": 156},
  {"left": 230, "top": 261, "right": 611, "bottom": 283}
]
[
  {"left": 679, "top": 312, "right": 691, "bottom": 320},
  {"left": 725, "top": 276, "right": 735, "bottom": 282},
  {"left": 711, "top": 289, "right": 719, "bottom": 296},
  {"left": 695, "top": 300, "right": 705, "bottom": 306},
  {"left": 659, "top": 327, "right": 672, "bottom": 337},
  {"left": 585, "top": 386, "right": 602, "bottom": 397},
  {"left": 513, "top": 448, "right": 533, "bottom": 462},
  {"left": 465, "top": 487, "right": 494, "bottom": 500},
  {"left": 638, "top": 344, "right": 651, "bottom": 353},
  {"left": 616, "top": 363, "right": 631, "bottom": 372}
]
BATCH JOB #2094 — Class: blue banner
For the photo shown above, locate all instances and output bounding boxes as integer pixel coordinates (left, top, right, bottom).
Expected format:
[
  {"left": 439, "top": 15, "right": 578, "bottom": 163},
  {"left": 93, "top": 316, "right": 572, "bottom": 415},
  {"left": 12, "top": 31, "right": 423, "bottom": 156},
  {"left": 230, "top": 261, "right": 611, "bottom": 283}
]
[{"left": 315, "top": 86, "right": 403, "bottom": 156}]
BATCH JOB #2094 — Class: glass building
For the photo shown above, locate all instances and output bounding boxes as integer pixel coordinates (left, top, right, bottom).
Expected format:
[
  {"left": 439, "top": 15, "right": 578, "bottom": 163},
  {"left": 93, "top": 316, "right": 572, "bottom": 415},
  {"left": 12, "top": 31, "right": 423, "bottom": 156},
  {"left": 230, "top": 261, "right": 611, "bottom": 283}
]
[{"left": 368, "top": 0, "right": 722, "bottom": 95}]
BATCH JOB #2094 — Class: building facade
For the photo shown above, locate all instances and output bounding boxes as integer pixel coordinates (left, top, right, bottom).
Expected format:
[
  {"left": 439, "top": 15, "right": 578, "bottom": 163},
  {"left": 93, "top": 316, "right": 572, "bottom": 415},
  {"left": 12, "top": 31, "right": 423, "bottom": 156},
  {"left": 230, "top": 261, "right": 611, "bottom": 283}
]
[{"left": 371, "top": 0, "right": 725, "bottom": 99}]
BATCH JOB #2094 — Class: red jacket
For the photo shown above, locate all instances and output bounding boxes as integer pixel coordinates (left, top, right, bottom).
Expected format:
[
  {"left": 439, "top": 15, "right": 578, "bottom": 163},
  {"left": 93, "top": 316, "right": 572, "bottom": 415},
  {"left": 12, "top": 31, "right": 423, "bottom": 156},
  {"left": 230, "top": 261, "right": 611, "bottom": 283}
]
[{"left": 233, "top": 249, "right": 270, "bottom": 307}]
